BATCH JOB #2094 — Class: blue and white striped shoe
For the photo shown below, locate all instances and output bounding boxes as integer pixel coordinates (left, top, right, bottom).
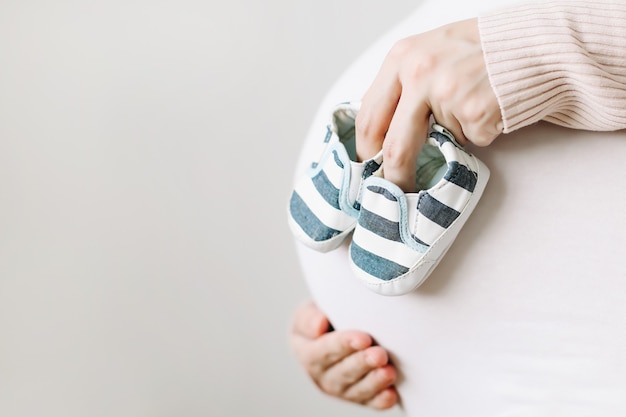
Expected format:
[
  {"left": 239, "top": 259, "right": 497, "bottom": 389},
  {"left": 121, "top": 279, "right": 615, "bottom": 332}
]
[
  {"left": 288, "top": 102, "right": 383, "bottom": 252},
  {"left": 349, "top": 124, "right": 490, "bottom": 296}
]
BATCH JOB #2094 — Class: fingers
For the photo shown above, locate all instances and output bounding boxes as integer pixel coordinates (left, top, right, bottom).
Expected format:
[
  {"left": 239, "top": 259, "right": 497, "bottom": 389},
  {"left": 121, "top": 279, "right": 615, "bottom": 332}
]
[
  {"left": 291, "top": 301, "right": 366, "bottom": 378},
  {"left": 289, "top": 302, "right": 399, "bottom": 410},
  {"left": 355, "top": 18, "right": 503, "bottom": 193},
  {"left": 352, "top": 366, "right": 398, "bottom": 408},
  {"left": 306, "top": 331, "right": 372, "bottom": 376},
  {"left": 426, "top": 54, "right": 467, "bottom": 144},
  {"left": 366, "top": 386, "right": 400, "bottom": 410},
  {"left": 340, "top": 362, "right": 397, "bottom": 403},
  {"left": 444, "top": 46, "right": 502, "bottom": 146},
  {"left": 292, "top": 319, "right": 373, "bottom": 377},
  {"left": 355, "top": 55, "right": 402, "bottom": 162},
  {"left": 343, "top": 365, "right": 397, "bottom": 404},
  {"left": 382, "top": 89, "right": 430, "bottom": 192},
  {"left": 317, "top": 345, "right": 389, "bottom": 395},
  {"left": 316, "top": 346, "right": 398, "bottom": 407},
  {"left": 456, "top": 73, "right": 503, "bottom": 146}
]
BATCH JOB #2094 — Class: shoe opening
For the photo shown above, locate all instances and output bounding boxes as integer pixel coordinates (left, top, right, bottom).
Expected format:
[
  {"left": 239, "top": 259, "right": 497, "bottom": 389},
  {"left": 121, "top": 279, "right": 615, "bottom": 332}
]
[
  {"left": 334, "top": 107, "right": 357, "bottom": 161},
  {"left": 415, "top": 143, "right": 447, "bottom": 191},
  {"left": 333, "top": 105, "right": 447, "bottom": 191}
]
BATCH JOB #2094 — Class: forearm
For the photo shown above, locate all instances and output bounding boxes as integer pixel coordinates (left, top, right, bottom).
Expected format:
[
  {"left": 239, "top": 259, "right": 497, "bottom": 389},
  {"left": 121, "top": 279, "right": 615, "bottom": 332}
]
[{"left": 479, "top": 0, "right": 626, "bottom": 132}]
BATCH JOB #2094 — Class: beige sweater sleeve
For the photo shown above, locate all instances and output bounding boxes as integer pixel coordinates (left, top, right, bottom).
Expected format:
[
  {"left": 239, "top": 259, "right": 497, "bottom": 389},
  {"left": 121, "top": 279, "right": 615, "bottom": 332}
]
[{"left": 478, "top": 0, "right": 626, "bottom": 133}]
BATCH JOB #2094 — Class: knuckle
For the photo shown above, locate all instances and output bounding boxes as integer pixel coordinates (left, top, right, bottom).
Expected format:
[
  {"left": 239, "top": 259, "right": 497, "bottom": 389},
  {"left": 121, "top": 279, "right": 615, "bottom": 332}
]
[
  {"left": 406, "top": 53, "right": 437, "bottom": 81},
  {"left": 458, "top": 99, "right": 486, "bottom": 123},
  {"left": 432, "top": 71, "right": 458, "bottom": 103},
  {"left": 388, "top": 37, "right": 412, "bottom": 60},
  {"left": 389, "top": 37, "right": 437, "bottom": 81}
]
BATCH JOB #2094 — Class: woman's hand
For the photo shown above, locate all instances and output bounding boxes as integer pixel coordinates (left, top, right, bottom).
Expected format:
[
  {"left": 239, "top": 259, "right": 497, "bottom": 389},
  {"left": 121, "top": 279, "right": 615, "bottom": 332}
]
[
  {"left": 356, "top": 18, "right": 502, "bottom": 191},
  {"left": 290, "top": 301, "right": 399, "bottom": 410}
]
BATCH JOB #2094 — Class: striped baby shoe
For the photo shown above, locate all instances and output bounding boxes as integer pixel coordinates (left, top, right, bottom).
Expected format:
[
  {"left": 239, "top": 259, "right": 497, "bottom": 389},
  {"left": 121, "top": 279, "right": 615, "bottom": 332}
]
[
  {"left": 288, "top": 102, "right": 383, "bottom": 252},
  {"left": 349, "top": 124, "right": 489, "bottom": 296}
]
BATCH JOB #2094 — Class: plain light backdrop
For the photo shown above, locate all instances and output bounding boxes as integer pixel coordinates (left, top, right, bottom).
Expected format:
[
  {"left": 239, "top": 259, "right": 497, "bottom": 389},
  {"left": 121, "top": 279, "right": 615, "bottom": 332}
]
[{"left": 0, "top": 0, "right": 422, "bottom": 416}]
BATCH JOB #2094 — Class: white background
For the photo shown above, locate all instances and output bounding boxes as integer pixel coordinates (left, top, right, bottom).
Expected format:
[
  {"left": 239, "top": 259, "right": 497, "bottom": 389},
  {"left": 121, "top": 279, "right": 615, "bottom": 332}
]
[{"left": 0, "top": 1, "right": 419, "bottom": 416}]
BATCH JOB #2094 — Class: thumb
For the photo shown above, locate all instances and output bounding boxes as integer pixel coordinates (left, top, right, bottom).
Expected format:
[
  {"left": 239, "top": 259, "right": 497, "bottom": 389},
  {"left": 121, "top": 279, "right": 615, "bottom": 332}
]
[{"left": 292, "top": 301, "right": 331, "bottom": 340}]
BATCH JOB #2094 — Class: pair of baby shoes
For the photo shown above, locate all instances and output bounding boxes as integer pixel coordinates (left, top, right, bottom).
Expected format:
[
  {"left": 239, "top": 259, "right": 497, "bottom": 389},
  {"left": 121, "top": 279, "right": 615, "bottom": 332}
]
[{"left": 288, "top": 102, "right": 489, "bottom": 296}]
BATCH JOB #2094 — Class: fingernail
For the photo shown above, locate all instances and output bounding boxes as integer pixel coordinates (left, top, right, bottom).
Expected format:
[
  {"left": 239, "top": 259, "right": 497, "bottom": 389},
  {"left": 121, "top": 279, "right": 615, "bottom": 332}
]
[
  {"left": 375, "top": 368, "right": 392, "bottom": 382},
  {"left": 365, "top": 352, "right": 378, "bottom": 367},
  {"left": 350, "top": 337, "right": 369, "bottom": 350}
]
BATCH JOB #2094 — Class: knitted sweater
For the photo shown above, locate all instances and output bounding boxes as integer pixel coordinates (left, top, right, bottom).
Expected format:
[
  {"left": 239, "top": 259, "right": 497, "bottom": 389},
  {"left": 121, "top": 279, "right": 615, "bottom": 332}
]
[{"left": 478, "top": 0, "right": 626, "bottom": 133}]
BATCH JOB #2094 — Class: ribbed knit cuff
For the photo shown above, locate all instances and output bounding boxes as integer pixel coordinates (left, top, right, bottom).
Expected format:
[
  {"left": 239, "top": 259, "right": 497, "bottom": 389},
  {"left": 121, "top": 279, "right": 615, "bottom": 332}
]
[{"left": 478, "top": 0, "right": 626, "bottom": 133}]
